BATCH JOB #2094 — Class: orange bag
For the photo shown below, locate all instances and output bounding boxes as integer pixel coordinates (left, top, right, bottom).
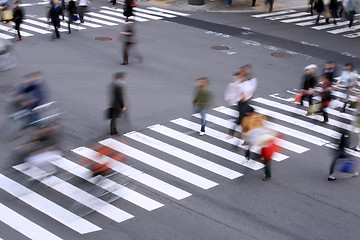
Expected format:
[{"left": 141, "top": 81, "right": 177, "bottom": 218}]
[{"left": 294, "top": 93, "right": 303, "bottom": 104}]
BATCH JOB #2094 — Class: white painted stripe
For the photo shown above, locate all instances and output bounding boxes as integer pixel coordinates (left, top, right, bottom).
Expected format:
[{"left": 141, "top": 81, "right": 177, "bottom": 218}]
[
  {"left": 328, "top": 25, "right": 360, "bottom": 34},
  {"left": 134, "top": 7, "right": 176, "bottom": 18},
  {"left": 0, "top": 32, "right": 14, "bottom": 39},
  {"left": 266, "top": 12, "right": 309, "bottom": 21},
  {"left": 38, "top": 17, "right": 87, "bottom": 30},
  {"left": 172, "top": 118, "right": 288, "bottom": 162},
  {"left": 99, "top": 138, "right": 218, "bottom": 190},
  {"left": 13, "top": 164, "right": 134, "bottom": 223},
  {"left": 101, "top": 6, "right": 162, "bottom": 20},
  {"left": 251, "top": 10, "right": 296, "bottom": 18},
  {"left": 296, "top": 19, "right": 326, "bottom": 26},
  {"left": 52, "top": 157, "right": 164, "bottom": 211},
  {"left": 63, "top": 16, "right": 102, "bottom": 28},
  {"left": 15, "top": 23, "right": 51, "bottom": 34},
  {"left": 72, "top": 147, "right": 191, "bottom": 200},
  {"left": 146, "top": 7, "right": 190, "bottom": 16},
  {"left": 270, "top": 93, "right": 356, "bottom": 122},
  {"left": 148, "top": 124, "right": 264, "bottom": 170},
  {"left": 0, "top": 203, "right": 62, "bottom": 240},
  {"left": 124, "top": 131, "right": 243, "bottom": 179},
  {"left": 194, "top": 113, "right": 309, "bottom": 154},
  {"left": 325, "top": 142, "right": 360, "bottom": 158},
  {"left": 0, "top": 174, "right": 101, "bottom": 234},
  {"left": 281, "top": 15, "right": 319, "bottom": 23},
  {"left": 24, "top": 19, "right": 67, "bottom": 32},
  {"left": 0, "top": 25, "right": 33, "bottom": 36},
  {"left": 343, "top": 32, "right": 360, "bottom": 38},
  {"left": 213, "top": 106, "right": 328, "bottom": 146},
  {"left": 84, "top": 16, "right": 118, "bottom": 25},
  {"left": 99, "top": 10, "right": 149, "bottom": 22},
  {"left": 86, "top": 12, "right": 126, "bottom": 23},
  {"left": 312, "top": 20, "right": 357, "bottom": 30},
  {"left": 252, "top": 97, "right": 358, "bottom": 134}
]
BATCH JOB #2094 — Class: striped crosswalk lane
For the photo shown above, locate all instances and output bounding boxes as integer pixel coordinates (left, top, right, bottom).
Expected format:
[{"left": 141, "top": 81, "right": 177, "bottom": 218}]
[{"left": 251, "top": 10, "right": 360, "bottom": 39}]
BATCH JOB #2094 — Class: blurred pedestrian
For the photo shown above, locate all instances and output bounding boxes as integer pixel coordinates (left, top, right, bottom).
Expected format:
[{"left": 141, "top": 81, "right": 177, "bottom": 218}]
[
  {"left": 336, "top": 0, "right": 344, "bottom": 17},
  {"left": 77, "top": 0, "right": 90, "bottom": 24},
  {"left": 0, "top": 0, "right": 13, "bottom": 31},
  {"left": 308, "top": 0, "right": 315, "bottom": 15},
  {"left": 344, "top": 0, "right": 360, "bottom": 27},
  {"left": 66, "top": 0, "right": 77, "bottom": 34},
  {"left": 252, "top": 0, "right": 256, "bottom": 7},
  {"left": 224, "top": 72, "right": 242, "bottom": 106},
  {"left": 123, "top": 0, "right": 135, "bottom": 22},
  {"left": 47, "top": 0, "right": 65, "bottom": 39},
  {"left": 109, "top": 72, "right": 126, "bottom": 135},
  {"left": 323, "top": 61, "right": 337, "bottom": 83},
  {"left": 300, "top": 64, "right": 317, "bottom": 114},
  {"left": 12, "top": 0, "right": 24, "bottom": 41},
  {"left": 265, "top": 0, "right": 274, "bottom": 13},
  {"left": 314, "top": 0, "right": 330, "bottom": 24},
  {"left": 121, "top": 20, "right": 142, "bottom": 65},
  {"left": 193, "top": 77, "right": 212, "bottom": 136},
  {"left": 329, "top": 0, "right": 338, "bottom": 24},
  {"left": 227, "top": 0, "right": 232, "bottom": 8},
  {"left": 336, "top": 63, "right": 359, "bottom": 113},
  {"left": 314, "top": 75, "right": 333, "bottom": 123}
]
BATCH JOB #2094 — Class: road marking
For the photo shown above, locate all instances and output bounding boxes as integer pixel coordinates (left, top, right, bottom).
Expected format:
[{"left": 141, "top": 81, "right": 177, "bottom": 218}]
[
  {"left": 146, "top": 7, "right": 190, "bottom": 16},
  {"left": 63, "top": 16, "right": 102, "bottom": 28},
  {"left": 52, "top": 157, "right": 164, "bottom": 211},
  {"left": 134, "top": 7, "right": 176, "bottom": 18},
  {"left": 73, "top": 147, "right": 192, "bottom": 200},
  {"left": 124, "top": 131, "right": 243, "bottom": 179},
  {"left": 87, "top": 12, "right": 126, "bottom": 23},
  {"left": 0, "top": 32, "right": 14, "bottom": 39},
  {"left": 0, "top": 25, "right": 33, "bottom": 36},
  {"left": 148, "top": 124, "right": 264, "bottom": 170},
  {"left": 296, "top": 19, "right": 326, "bottom": 26},
  {"left": 213, "top": 106, "right": 328, "bottom": 146},
  {"left": 193, "top": 113, "right": 309, "bottom": 154},
  {"left": 172, "top": 118, "right": 288, "bottom": 162},
  {"left": 328, "top": 24, "right": 360, "bottom": 34},
  {"left": 84, "top": 16, "right": 118, "bottom": 26},
  {"left": 23, "top": 19, "right": 67, "bottom": 32},
  {"left": 266, "top": 12, "right": 309, "bottom": 21},
  {"left": 0, "top": 203, "right": 62, "bottom": 240},
  {"left": 14, "top": 23, "right": 51, "bottom": 34},
  {"left": 281, "top": 15, "right": 319, "bottom": 23},
  {"left": 343, "top": 32, "right": 360, "bottom": 38},
  {"left": 312, "top": 20, "right": 357, "bottom": 30},
  {"left": 99, "top": 9, "right": 149, "bottom": 22},
  {"left": 0, "top": 174, "right": 101, "bottom": 234},
  {"left": 99, "top": 138, "right": 218, "bottom": 190},
  {"left": 251, "top": 10, "right": 296, "bottom": 18},
  {"left": 13, "top": 164, "right": 134, "bottom": 223},
  {"left": 101, "top": 6, "right": 163, "bottom": 20}
]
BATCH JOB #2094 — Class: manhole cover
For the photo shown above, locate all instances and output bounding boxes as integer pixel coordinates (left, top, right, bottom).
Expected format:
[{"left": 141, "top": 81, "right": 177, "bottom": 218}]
[
  {"left": 211, "top": 46, "right": 229, "bottom": 50},
  {"left": 271, "top": 52, "right": 292, "bottom": 58},
  {"left": 95, "top": 37, "right": 112, "bottom": 41},
  {"left": 0, "top": 86, "right": 15, "bottom": 93}
]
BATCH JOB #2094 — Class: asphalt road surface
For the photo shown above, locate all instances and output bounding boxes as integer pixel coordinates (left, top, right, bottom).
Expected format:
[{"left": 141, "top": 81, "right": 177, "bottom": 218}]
[{"left": 1, "top": 1, "right": 360, "bottom": 239}]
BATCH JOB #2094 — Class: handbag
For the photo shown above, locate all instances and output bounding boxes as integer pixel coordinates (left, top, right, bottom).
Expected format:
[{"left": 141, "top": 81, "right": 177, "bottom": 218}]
[
  {"left": 73, "top": 14, "right": 79, "bottom": 21},
  {"left": 294, "top": 93, "right": 303, "bottom": 104},
  {"left": 1, "top": 9, "right": 13, "bottom": 21},
  {"left": 307, "top": 103, "right": 321, "bottom": 114}
]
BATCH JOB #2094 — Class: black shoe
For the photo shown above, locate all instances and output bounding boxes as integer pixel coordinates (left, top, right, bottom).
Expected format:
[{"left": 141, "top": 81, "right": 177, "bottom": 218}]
[
  {"left": 121, "top": 62, "right": 128, "bottom": 65},
  {"left": 110, "top": 131, "right": 118, "bottom": 135},
  {"left": 328, "top": 177, "right": 336, "bottom": 181},
  {"left": 262, "top": 176, "right": 271, "bottom": 181},
  {"left": 322, "top": 119, "right": 328, "bottom": 123}
]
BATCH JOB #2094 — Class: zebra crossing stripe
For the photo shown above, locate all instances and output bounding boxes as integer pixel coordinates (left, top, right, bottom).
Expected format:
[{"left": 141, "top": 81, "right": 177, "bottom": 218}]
[
  {"left": 101, "top": 6, "right": 163, "bottom": 20},
  {"left": 87, "top": 12, "right": 126, "bottom": 23},
  {"left": 266, "top": 12, "right": 309, "bottom": 21},
  {"left": 148, "top": 124, "right": 264, "bottom": 170},
  {"left": 0, "top": 25, "right": 33, "bottom": 36},
  {"left": 251, "top": 9, "right": 296, "bottom": 18},
  {"left": 23, "top": 19, "right": 67, "bottom": 32},
  {"left": 344, "top": 32, "right": 360, "bottom": 38},
  {"left": 72, "top": 147, "right": 192, "bottom": 200},
  {"left": 84, "top": 16, "right": 118, "bottom": 26},
  {"left": 13, "top": 163, "right": 134, "bottom": 223},
  {"left": 0, "top": 32, "right": 14, "bottom": 39},
  {"left": 15, "top": 23, "right": 51, "bottom": 34},
  {"left": 172, "top": 118, "right": 288, "bottom": 162},
  {"left": 0, "top": 203, "right": 62, "bottom": 240},
  {"left": 52, "top": 157, "right": 164, "bottom": 211},
  {"left": 146, "top": 7, "right": 190, "bottom": 16},
  {"left": 328, "top": 24, "right": 360, "bottom": 34},
  {"left": 252, "top": 97, "right": 359, "bottom": 133},
  {"left": 213, "top": 106, "right": 329, "bottom": 146},
  {"left": 38, "top": 18, "right": 87, "bottom": 30},
  {"left": 281, "top": 15, "right": 319, "bottom": 23},
  {"left": 63, "top": 16, "right": 102, "bottom": 28},
  {"left": 0, "top": 174, "right": 101, "bottom": 234},
  {"left": 325, "top": 142, "right": 360, "bottom": 158},
  {"left": 99, "top": 138, "right": 218, "bottom": 190},
  {"left": 124, "top": 131, "right": 243, "bottom": 179},
  {"left": 193, "top": 113, "right": 309, "bottom": 154},
  {"left": 99, "top": 10, "right": 149, "bottom": 22},
  {"left": 296, "top": 19, "right": 326, "bottom": 26},
  {"left": 133, "top": 7, "right": 176, "bottom": 18},
  {"left": 312, "top": 20, "right": 357, "bottom": 30}
]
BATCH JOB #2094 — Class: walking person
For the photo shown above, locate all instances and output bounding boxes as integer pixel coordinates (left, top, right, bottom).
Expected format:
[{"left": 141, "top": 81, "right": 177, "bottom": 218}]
[
  {"left": 108, "top": 72, "right": 126, "bottom": 135},
  {"left": 329, "top": 0, "right": 338, "bottom": 24},
  {"left": 308, "top": 0, "right": 315, "bottom": 15},
  {"left": 314, "top": 0, "right": 330, "bottom": 24},
  {"left": 265, "top": 0, "right": 274, "bottom": 13},
  {"left": 77, "top": 0, "right": 90, "bottom": 24},
  {"left": 193, "top": 77, "right": 212, "bottom": 136},
  {"left": 120, "top": 20, "right": 141, "bottom": 65},
  {"left": 47, "top": 0, "right": 65, "bottom": 39},
  {"left": 300, "top": 64, "right": 317, "bottom": 114},
  {"left": 314, "top": 75, "right": 333, "bottom": 123},
  {"left": 323, "top": 61, "right": 337, "bottom": 83},
  {"left": 66, "top": 0, "right": 77, "bottom": 34},
  {"left": 336, "top": 63, "right": 359, "bottom": 113},
  {"left": 12, "top": 0, "right": 24, "bottom": 41},
  {"left": 123, "top": 0, "right": 135, "bottom": 22},
  {"left": 0, "top": 0, "right": 13, "bottom": 31}
]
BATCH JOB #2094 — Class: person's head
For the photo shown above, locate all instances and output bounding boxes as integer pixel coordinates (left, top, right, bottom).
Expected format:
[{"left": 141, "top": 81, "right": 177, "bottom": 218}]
[
  {"left": 14, "top": 0, "right": 21, "bottom": 6},
  {"left": 239, "top": 64, "right": 252, "bottom": 77},
  {"left": 196, "top": 77, "right": 208, "bottom": 88},
  {"left": 23, "top": 71, "right": 43, "bottom": 85},
  {"left": 114, "top": 72, "right": 126, "bottom": 81},
  {"left": 325, "top": 61, "right": 335, "bottom": 70},
  {"left": 53, "top": 0, "right": 59, "bottom": 5},
  {"left": 304, "top": 64, "right": 317, "bottom": 75},
  {"left": 320, "top": 74, "right": 331, "bottom": 83},
  {"left": 344, "top": 63, "right": 353, "bottom": 71}
]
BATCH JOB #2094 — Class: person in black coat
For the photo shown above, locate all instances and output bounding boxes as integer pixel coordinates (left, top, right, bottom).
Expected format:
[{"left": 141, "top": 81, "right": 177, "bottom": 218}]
[
  {"left": 48, "top": 0, "right": 65, "bottom": 39},
  {"left": 12, "top": 0, "right": 24, "bottom": 41},
  {"left": 109, "top": 72, "right": 126, "bottom": 135},
  {"left": 301, "top": 64, "right": 318, "bottom": 109},
  {"left": 67, "top": 0, "right": 77, "bottom": 34}
]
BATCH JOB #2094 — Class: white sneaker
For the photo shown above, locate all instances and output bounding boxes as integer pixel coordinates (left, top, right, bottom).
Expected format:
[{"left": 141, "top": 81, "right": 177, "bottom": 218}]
[
  {"left": 355, "top": 146, "right": 360, "bottom": 151},
  {"left": 199, "top": 132, "right": 205, "bottom": 136}
]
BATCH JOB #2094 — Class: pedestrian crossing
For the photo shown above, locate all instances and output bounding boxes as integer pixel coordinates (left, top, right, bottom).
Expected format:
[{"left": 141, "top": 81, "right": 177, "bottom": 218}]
[
  {"left": 1, "top": 86, "right": 359, "bottom": 239},
  {"left": 0, "top": 6, "right": 189, "bottom": 40},
  {"left": 251, "top": 10, "right": 360, "bottom": 39}
]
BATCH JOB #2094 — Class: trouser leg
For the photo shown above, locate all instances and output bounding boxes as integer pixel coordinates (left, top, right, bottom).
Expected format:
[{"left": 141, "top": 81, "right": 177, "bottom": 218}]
[
  {"left": 110, "top": 115, "right": 117, "bottom": 134},
  {"left": 264, "top": 161, "right": 271, "bottom": 177},
  {"left": 200, "top": 109, "right": 206, "bottom": 132}
]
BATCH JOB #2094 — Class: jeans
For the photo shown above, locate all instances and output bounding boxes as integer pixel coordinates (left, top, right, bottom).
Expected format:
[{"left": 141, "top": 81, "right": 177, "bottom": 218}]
[{"left": 194, "top": 108, "right": 207, "bottom": 132}]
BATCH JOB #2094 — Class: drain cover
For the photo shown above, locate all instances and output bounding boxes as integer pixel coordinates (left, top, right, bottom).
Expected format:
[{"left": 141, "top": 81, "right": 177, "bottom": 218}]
[
  {"left": 0, "top": 86, "right": 15, "bottom": 93},
  {"left": 271, "top": 52, "right": 292, "bottom": 58},
  {"left": 211, "top": 46, "right": 229, "bottom": 50},
  {"left": 95, "top": 37, "right": 112, "bottom": 41}
]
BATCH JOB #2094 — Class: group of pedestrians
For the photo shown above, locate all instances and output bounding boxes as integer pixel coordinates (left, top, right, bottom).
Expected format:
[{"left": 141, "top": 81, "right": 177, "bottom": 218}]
[{"left": 0, "top": 0, "right": 24, "bottom": 41}]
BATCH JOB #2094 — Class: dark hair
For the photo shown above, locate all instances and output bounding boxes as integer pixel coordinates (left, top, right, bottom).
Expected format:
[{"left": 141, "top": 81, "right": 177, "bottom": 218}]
[
  {"left": 114, "top": 72, "right": 126, "bottom": 79},
  {"left": 345, "top": 63, "right": 353, "bottom": 68}
]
